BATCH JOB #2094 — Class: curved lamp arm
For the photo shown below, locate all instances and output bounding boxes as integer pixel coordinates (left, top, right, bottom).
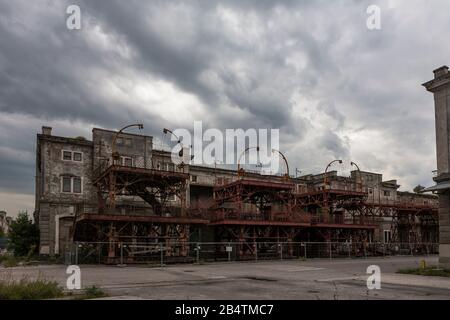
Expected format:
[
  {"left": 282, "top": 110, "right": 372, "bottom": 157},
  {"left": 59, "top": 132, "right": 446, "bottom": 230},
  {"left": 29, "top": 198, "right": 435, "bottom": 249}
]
[
  {"left": 237, "top": 146, "right": 260, "bottom": 175},
  {"left": 111, "top": 123, "right": 144, "bottom": 164},
  {"left": 272, "top": 149, "right": 290, "bottom": 177},
  {"left": 324, "top": 159, "right": 343, "bottom": 188}
]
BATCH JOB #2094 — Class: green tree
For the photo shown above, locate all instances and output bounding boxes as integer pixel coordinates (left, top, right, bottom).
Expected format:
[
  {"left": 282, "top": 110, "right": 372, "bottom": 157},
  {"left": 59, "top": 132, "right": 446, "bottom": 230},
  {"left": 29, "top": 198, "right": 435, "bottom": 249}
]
[
  {"left": 8, "top": 211, "right": 39, "bottom": 257},
  {"left": 0, "top": 228, "right": 4, "bottom": 238}
]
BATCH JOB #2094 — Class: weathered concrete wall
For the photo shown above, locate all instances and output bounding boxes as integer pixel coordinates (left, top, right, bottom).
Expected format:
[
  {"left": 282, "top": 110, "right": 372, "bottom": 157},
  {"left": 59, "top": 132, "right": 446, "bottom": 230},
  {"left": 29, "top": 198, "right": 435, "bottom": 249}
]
[
  {"left": 36, "top": 132, "right": 94, "bottom": 255},
  {"left": 92, "top": 128, "right": 153, "bottom": 170},
  {"left": 423, "top": 66, "right": 450, "bottom": 266}
]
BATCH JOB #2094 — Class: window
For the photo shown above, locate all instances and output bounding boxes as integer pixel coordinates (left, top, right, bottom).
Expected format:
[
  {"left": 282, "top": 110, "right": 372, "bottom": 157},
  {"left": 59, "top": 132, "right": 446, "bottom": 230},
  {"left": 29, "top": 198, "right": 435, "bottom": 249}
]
[
  {"left": 121, "top": 156, "right": 133, "bottom": 167},
  {"left": 116, "top": 137, "right": 123, "bottom": 145},
  {"left": 383, "top": 230, "right": 391, "bottom": 243},
  {"left": 63, "top": 151, "right": 72, "bottom": 160},
  {"left": 167, "top": 163, "right": 174, "bottom": 172},
  {"left": 62, "top": 177, "right": 72, "bottom": 193},
  {"left": 73, "top": 177, "right": 82, "bottom": 193},
  {"left": 61, "top": 176, "right": 82, "bottom": 194},
  {"left": 124, "top": 138, "right": 132, "bottom": 146},
  {"left": 168, "top": 194, "right": 176, "bottom": 201},
  {"left": 368, "top": 188, "right": 373, "bottom": 194},
  {"left": 62, "top": 150, "right": 83, "bottom": 162},
  {"left": 191, "top": 175, "right": 197, "bottom": 183},
  {"left": 73, "top": 152, "right": 82, "bottom": 162},
  {"left": 383, "top": 190, "right": 390, "bottom": 197}
]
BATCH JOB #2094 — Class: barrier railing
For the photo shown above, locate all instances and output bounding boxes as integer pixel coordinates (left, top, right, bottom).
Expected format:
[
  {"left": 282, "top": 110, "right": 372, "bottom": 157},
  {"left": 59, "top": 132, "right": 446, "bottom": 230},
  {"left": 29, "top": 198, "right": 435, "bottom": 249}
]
[{"left": 66, "top": 241, "right": 439, "bottom": 265}]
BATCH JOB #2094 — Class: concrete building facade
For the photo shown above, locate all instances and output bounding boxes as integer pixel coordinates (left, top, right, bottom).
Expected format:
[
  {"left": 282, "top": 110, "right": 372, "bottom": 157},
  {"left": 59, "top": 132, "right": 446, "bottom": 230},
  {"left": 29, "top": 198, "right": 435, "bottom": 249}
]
[
  {"left": 423, "top": 65, "right": 450, "bottom": 266},
  {"left": 34, "top": 126, "right": 438, "bottom": 257}
]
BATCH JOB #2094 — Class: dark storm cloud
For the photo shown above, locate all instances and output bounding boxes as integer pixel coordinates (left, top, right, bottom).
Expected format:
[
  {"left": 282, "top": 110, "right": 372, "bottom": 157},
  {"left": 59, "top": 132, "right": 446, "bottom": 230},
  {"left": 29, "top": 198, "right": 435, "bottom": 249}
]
[{"left": 0, "top": 0, "right": 450, "bottom": 213}]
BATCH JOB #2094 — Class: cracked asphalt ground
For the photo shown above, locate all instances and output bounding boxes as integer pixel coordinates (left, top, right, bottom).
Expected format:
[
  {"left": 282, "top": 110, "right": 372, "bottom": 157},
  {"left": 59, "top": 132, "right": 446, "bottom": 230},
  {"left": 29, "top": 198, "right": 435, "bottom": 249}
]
[{"left": 1, "top": 256, "right": 449, "bottom": 299}]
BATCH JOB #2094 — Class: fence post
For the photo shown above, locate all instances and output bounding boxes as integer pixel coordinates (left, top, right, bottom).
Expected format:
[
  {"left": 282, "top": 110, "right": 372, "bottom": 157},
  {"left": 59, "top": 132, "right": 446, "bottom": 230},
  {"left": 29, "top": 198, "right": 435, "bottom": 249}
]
[
  {"left": 329, "top": 242, "right": 332, "bottom": 260},
  {"left": 254, "top": 242, "right": 258, "bottom": 262},
  {"left": 228, "top": 242, "right": 231, "bottom": 262},
  {"left": 304, "top": 243, "right": 307, "bottom": 260},
  {"left": 280, "top": 243, "right": 283, "bottom": 261},
  {"left": 75, "top": 242, "right": 79, "bottom": 265},
  {"left": 347, "top": 242, "right": 351, "bottom": 259},
  {"left": 120, "top": 243, "right": 123, "bottom": 265},
  {"left": 160, "top": 242, "right": 164, "bottom": 268},
  {"left": 196, "top": 242, "right": 200, "bottom": 264}
]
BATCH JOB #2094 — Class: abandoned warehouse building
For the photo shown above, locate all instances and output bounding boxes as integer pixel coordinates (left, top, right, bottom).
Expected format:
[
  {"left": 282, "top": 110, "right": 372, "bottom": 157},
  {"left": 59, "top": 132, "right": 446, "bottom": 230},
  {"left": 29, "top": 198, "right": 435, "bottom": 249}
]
[{"left": 34, "top": 126, "right": 439, "bottom": 262}]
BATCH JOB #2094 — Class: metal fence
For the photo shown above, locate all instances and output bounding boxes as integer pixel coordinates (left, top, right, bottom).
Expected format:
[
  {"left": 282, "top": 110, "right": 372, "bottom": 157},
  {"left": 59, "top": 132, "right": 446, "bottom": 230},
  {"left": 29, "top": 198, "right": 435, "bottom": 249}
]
[{"left": 65, "top": 241, "right": 439, "bottom": 266}]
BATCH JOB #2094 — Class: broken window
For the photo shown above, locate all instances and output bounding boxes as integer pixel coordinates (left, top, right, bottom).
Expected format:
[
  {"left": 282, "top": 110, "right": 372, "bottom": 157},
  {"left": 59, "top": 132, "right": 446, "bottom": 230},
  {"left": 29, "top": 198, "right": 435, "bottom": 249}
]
[{"left": 383, "top": 230, "right": 391, "bottom": 243}]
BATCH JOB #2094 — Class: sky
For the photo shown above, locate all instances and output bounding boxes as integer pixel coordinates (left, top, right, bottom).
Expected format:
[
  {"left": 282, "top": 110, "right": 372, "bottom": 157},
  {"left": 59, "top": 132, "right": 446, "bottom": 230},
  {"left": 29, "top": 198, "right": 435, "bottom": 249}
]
[{"left": 0, "top": 0, "right": 449, "bottom": 217}]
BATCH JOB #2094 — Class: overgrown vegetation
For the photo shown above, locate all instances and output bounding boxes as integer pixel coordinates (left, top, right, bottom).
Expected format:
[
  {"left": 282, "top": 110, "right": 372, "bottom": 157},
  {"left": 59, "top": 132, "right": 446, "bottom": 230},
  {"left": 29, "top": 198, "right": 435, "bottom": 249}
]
[
  {"left": 83, "top": 285, "right": 108, "bottom": 299},
  {"left": 0, "top": 255, "right": 18, "bottom": 268},
  {"left": 397, "top": 266, "right": 450, "bottom": 277},
  {"left": 0, "top": 274, "right": 63, "bottom": 300},
  {"left": 8, "top": 211, "right": 39, "bottom": 257},
  {"left": 71, "top": 285, "right": 108, "bottom": 300}
]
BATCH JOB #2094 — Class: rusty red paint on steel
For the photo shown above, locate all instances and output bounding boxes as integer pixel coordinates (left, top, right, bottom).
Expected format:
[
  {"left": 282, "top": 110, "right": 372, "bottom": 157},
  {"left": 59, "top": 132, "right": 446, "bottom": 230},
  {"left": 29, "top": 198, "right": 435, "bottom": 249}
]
[
  {"left": 77, "top": 213, "right": 208, "bottom": 225},
  {"left": 214, "top": 179, "right": 294, "bottom": 192}
]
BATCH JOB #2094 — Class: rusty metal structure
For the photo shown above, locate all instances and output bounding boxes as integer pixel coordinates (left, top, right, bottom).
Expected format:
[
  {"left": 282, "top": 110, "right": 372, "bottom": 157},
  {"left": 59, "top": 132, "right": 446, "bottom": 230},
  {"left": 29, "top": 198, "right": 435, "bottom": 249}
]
[
  {"left": 72, "top": 160, "right": 209, "bottom": 263},
  {"left": 35, "top": 126, "right": 437, "bottom": 262}
]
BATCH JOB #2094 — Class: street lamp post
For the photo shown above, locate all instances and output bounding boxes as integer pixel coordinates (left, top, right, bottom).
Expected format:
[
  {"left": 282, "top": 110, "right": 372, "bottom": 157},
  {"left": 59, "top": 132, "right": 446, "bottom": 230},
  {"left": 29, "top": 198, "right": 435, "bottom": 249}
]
[
  {"left": 111, "top": 123, "right": 144, "bottom": 165},
  {"left": 322, "top": 159, "right": 342, "bottom": 224},
  {"left": 237, "top": 146, "right": 260, "bottom": 177},
  {"left": 350, "top": 161, "right": 362, "bottom": 192},
  {"left": 109, "top": 123, "right": 144, "bottom": 210},
  {"left": 163, "top": 128, "right": 193, "bottom": 170},
  {"left": 324, "top": 159, "right": 343, "bottom": 189},
  {"left": 272, "top": 149, "right": 290, "bottom": 180}
]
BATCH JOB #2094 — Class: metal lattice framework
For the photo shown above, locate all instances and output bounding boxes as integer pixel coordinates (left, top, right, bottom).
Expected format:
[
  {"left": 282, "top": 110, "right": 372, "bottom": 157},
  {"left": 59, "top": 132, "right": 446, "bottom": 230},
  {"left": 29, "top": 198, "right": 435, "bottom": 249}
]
[{"left": 72, "top": 164, "right": 208, "bottom": 263}]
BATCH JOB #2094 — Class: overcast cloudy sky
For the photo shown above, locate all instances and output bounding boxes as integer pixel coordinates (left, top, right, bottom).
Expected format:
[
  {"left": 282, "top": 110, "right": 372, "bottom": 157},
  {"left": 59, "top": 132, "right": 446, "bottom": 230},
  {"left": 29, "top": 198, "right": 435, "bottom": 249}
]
[{"left": 0, "top": 0, "right": 449, "bottom": 217}]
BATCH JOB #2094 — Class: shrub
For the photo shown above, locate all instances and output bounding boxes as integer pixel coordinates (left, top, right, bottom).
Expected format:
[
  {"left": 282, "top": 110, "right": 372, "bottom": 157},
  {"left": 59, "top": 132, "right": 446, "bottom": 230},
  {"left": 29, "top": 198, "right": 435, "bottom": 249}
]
[
  {"left": 8, "top": 212, "right": 39, "bottom": 257},
  {"left": 0, "top": 275, "right": 63, "bottom": 300},
  {"left": 1, "top": 256, "right": 18, "bottom": 268},
  {"left": 397, "top": 266, "right": 450, "bottom": 277},
  {"left": 78, "top": 285, "right": 108, "bottom": 299}
]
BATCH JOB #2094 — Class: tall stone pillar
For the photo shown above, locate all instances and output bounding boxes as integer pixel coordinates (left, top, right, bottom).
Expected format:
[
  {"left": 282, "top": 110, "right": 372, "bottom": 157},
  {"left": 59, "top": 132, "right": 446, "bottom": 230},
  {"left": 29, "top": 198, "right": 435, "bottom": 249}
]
[{"left": 423, "top": 66, "right": 450, "bottom": 266}]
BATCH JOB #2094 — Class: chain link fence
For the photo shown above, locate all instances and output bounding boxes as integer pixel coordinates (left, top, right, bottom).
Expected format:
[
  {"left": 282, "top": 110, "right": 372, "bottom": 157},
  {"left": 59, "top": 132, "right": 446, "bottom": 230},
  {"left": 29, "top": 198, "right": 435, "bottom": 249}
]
[{"left": 65, "top": 241, "right": 439, "bottom": 265}]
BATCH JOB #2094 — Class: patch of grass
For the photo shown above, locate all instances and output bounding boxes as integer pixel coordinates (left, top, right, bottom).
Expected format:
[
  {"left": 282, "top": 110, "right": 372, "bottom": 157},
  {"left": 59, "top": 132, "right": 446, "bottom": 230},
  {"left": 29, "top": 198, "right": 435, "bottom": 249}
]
[
  {"left": 397, "top": 266, "right": 450, "bottom": 277},
  {"left": 0, "top": 275, "right": 63, "bottom": 300},
  {"left": 73, "top": 285, "right": 108, "bottom": 300},
  {"left": 1, "top": 256, "right": 18, "bottom": 268}
]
